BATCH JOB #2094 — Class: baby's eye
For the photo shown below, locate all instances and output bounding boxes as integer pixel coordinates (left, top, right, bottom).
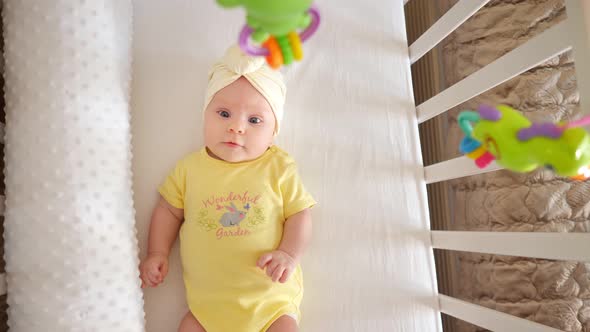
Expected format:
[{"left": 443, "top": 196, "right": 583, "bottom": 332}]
[
  {"left": 218, "top": 110, "right": 230, "bottom": 118},
  {"left": 249, "top": 117, "right": 262, "bottom": 124}
]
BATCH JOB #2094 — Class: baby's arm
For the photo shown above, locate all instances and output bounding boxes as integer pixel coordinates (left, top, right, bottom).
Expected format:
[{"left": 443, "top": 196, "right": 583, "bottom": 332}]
[
  {"left": 140, "top": 196, "right": 184, "bottom": 288},
  {"left": 277, "top": 209, "right": 312, "bottom": 262},
  {"left": 257, "top": 209, "right": 312, "bottom": 283}
]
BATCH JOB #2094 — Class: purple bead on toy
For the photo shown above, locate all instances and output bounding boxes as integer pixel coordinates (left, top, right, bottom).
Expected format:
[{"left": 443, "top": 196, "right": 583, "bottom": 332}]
[
  {"left": 478, "top": 104, "right": 502, "bottom": 121},
  {"left": 517, "top": 123, "right": 564, "bottom": 141}
]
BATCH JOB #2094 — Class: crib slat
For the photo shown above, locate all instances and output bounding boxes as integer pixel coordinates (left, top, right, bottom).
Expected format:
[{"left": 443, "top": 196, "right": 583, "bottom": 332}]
[
  {"left": 0, "top": 123, "right": 5, "bottom": 145},
  {"left": 424, "top": 156, "right": 502, "bottom": 184},
  {"left": 0, "top": 273, "right": 5, "bottom": 296},
  {"left": 409, "top": 0, "right": 490, "bottom": 64},
  {"left": 439, "top": 295, "right": 562, "bottom": 332},
  {"left": 431, "top": 231, "right": 590, "bottom": 262},
  {"left": 416, "top": 21, "right": 571, "bottom": 123},
  {"left": 565, "top": 0, "right": 590, "bottom": 127}
]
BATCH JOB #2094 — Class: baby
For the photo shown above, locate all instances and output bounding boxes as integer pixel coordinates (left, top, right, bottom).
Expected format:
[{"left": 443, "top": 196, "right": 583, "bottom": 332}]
[{"left": 139, "top": 46, "right": 316, "bottom": 332}]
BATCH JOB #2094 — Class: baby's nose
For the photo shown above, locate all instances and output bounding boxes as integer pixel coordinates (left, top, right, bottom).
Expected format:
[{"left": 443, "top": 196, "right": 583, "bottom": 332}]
[{"left": 228, "top": 120, "right": 246, "bottom": 134}]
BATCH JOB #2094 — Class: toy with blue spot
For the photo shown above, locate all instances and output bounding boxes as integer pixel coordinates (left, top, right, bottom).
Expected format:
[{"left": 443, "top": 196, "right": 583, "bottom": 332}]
[{"left": 458, "top": 104, "right": 590, "bottom": 180}]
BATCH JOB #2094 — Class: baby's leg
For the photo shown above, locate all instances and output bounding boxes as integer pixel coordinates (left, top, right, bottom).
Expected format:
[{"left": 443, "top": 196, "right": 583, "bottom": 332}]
[
  {"left": 177, "top": 311, "right": 206, "bottom": 332},
  {"left": 266, "top": 315, "right": 298, "bottom": 332}
]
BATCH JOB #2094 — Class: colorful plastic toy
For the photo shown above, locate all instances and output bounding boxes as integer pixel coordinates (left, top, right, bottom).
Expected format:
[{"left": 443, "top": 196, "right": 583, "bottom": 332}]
[
  {"left": 458, "top": 104, "right": 590, "bottom": 179},
  {"left": 216, "top": 0, "right": 320, "bottom": 69}
]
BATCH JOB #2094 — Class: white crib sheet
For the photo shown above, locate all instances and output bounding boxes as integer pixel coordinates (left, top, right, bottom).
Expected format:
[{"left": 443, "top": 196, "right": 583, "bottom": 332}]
[{"left": 131, "top": 0, "right": 441, "bottom": 331}]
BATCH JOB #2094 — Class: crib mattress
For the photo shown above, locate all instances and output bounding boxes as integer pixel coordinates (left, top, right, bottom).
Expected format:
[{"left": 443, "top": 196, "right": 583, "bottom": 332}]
[{"left": 131, "top": 0, "right": 441, "bottom": 331}]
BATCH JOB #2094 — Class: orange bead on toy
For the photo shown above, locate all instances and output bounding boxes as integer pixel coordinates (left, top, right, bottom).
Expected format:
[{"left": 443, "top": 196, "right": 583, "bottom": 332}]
[{"left": 263, "top": 37, "right": 283, "bottom": 69}]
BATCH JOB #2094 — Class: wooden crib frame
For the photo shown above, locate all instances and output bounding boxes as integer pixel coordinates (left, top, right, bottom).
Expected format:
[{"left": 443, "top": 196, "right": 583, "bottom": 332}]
[{"left": 406, "top": 0, "right": 590, "bottom": 331}]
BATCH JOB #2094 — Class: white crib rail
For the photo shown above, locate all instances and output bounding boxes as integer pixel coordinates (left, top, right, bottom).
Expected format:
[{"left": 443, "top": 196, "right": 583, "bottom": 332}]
[
  {"left": 424, "top": 157, "right": 502, "bottom": 184},
  {"left": 406, "top": 0, "right": 590, "bottom": 331},
  {"left": 439, "top": 295, "right": 562, "bottom": 332},
  {"left": 416, "top": 22, "right": 571, "bottom": 124},
  {"left": 432, "top": 231, "right": 590, "bottom": 262},
  {"left": 409, "top": 0, "right": 489, "bottom": 64}
]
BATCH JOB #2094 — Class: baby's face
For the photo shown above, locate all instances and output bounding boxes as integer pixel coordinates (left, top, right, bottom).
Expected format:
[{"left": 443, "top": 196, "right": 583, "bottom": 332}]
[{"left": 204, "top": 77, "right": 276, "bottom": 163}]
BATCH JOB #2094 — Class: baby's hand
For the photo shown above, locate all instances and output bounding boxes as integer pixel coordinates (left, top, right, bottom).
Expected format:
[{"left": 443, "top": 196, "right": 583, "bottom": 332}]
[
  {"left": 257, "top": 250, "right": 297, "bottom": 283},
  {"left": 139, "top": 253, "right": 169, "bottom": 288}
]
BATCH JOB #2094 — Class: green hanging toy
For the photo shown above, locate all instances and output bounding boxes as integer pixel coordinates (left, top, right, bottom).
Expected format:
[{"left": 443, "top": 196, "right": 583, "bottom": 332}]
[
  {"left": 459, "top": 104, "right": 590, "bottom": 180},
  {"left": 217, "top": 0, "right": 321, "bottom": 69}
]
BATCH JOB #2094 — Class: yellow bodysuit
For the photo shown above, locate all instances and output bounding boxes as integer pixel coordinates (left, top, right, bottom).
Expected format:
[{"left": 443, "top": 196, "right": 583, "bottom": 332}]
[{"left": 158, "top": 146, "right": 316, "bottom": 332}]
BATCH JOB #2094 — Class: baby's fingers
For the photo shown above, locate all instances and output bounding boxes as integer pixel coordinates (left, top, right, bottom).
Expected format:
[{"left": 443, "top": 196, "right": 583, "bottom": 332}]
[
  {"left": 141, "top": 274, "right": 157, "bottom": 288},
  {"left": 272, "top": 266, "right": 285, "bottom": 282},
  {"left": 266, "top": 260, "right": 280, "bottom": 278},
  {"left": 278, "top": 267, "right": 293, "bottom": 283},
  {"left": 148, "top": 265, "right": 162, "bottom": 283},
  {"left": 257, "top": 253, "right": 273, "bottom": 269}
]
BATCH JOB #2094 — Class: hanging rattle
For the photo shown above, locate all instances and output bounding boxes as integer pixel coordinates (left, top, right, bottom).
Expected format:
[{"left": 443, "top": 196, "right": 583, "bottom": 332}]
[
  {"left": 458, "top": 104, "right": 590, "bottom": 180},
  {"left": 216, "top": 0, "right": 321, "bottom": 69}
]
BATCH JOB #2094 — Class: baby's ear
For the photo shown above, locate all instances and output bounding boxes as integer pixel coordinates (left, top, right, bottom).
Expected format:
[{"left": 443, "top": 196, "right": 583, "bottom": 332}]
[{"left": 216, "top": 0, "right": 242, "bottom": 8}]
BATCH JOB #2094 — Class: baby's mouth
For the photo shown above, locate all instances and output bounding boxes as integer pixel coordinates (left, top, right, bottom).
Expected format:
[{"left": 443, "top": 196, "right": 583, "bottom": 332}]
[{"left": 224, "top": 142, "right": 242, "bottom": 148}]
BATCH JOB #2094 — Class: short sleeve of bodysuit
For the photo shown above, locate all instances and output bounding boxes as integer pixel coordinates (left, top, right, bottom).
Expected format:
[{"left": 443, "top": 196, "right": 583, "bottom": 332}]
[
  {"left": 158, "top": 158, "right": 188, "bottom": 209},
  {"left": 280, "top": 163, "right": 316, "bottom": 219}
]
